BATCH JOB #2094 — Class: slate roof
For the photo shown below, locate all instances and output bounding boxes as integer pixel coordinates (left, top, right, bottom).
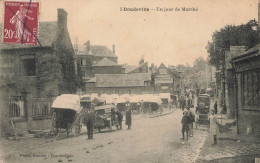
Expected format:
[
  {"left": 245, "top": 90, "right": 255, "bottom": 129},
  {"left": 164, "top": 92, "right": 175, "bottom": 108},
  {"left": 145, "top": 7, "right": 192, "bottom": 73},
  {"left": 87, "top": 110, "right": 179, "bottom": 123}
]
[
  {"left": 92, "top": 73, "right": 151, "bottom": 87},
  {"left": 122, "top": 64, "right": 137, "bottom": 73},
  {"left": 0, "top": 21, "right": 57, "bottom": 49},
  {"left": 91, "top": 45, "right": 117, "bottom": 58},
  {"left": 93, "top": 57, "right": 120, "bottom": 67},
  {"left": 128, "top": 62, "right": 148, "bottom": 73},
  {"left": 75, "top": 44, "right": 117, "bottom": 58},
  {"left": 231, "top": 44, "right": 260, "bottom": 62}
]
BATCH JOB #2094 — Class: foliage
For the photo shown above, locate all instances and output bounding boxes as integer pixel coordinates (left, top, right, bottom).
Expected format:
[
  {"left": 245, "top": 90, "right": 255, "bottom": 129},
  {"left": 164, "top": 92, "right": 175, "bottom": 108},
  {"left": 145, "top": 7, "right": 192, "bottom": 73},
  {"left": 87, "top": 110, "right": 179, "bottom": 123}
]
[
  {"left": 206, "top": 19, "right": 259, "bottom": 69},
  {"left": 36, "top": 53, "right": 62, "bottom": 97},
  {"left": 193, "top": 57, "right": 206, "bottom": 72},
  {"left": 56, "top": 51, "right": 84, "bottom": 94}
]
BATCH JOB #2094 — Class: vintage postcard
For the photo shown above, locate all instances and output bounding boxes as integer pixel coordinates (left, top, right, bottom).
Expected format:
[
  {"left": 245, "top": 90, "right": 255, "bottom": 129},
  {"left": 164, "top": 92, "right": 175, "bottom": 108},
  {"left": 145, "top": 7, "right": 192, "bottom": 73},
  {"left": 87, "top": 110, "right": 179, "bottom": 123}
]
[{"left": 0, "top": 0, "right": 259, "bottom": 163}]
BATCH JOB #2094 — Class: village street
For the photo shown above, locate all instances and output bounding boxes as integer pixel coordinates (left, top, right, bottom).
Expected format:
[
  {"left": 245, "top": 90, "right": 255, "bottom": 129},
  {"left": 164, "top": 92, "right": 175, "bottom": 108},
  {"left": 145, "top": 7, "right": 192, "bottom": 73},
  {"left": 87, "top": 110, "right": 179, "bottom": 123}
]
[{"left": 1, "top": 108, "right": 208, "bottom": 163}]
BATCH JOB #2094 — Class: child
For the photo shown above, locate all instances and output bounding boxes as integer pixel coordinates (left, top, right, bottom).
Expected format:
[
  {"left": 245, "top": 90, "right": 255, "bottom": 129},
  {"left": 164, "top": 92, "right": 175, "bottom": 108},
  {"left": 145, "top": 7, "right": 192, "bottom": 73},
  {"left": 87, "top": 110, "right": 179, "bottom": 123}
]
[{"left": 181, "top": 111, "right": 189, "bottom": 140}]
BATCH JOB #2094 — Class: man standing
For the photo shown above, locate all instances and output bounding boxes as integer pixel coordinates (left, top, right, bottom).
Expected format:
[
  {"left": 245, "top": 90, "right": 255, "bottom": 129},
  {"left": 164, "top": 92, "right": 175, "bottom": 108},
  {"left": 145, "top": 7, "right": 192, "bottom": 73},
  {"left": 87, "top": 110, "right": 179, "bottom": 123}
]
[
  {"left": 116, "top": 109, "right": 123, "bottom": 130},
  {"left": 214, "top": 101, "right": 218, "bottom": 114},
  {"left": 84, "top": 108, "right": 96, "bottom": 139},
  {"left": 125, "top": 106, "right": 132, "bottom": 130},
  {"left": 187, "top": 106, "right": 195, "bottom": 137}
]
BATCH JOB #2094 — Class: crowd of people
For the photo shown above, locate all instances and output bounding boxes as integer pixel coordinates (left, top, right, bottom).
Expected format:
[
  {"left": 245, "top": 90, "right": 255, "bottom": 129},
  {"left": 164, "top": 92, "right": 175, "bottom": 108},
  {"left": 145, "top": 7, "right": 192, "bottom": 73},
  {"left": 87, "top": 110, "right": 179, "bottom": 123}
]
[{"left": 181, "top": 101, "right": 221, "bottom": 145}]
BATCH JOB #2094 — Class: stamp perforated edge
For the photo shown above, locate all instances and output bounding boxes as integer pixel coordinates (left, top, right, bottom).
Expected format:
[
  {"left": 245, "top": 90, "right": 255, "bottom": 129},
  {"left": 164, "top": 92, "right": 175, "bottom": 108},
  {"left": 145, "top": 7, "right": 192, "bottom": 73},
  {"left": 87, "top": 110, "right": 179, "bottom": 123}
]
[{"left": 1, "top": 0, "right": 41, "bottom": 46}]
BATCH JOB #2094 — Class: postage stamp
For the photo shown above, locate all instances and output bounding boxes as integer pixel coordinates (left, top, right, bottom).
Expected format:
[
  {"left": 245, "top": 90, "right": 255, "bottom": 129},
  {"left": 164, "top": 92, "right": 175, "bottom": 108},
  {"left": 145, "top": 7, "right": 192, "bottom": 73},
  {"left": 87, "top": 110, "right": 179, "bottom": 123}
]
[{"left": 2, "top": 1, "right": 39, "bottom": 45}]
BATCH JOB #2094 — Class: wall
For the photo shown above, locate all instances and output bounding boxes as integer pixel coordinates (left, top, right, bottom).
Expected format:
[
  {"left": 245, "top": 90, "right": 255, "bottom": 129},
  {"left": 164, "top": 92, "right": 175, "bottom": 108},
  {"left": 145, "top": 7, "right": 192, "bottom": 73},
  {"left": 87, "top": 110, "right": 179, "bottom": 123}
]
[{"left": 94, "top": 66, "right": 123, "bottom": 74}]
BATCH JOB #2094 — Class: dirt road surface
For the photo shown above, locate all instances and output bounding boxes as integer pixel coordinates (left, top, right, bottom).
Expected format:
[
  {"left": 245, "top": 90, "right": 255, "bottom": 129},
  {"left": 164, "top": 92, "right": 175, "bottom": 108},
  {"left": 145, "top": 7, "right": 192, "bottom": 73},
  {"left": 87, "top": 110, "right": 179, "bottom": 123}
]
[{"left": 1, "top": 109, "right": 208, "bottom": 163}]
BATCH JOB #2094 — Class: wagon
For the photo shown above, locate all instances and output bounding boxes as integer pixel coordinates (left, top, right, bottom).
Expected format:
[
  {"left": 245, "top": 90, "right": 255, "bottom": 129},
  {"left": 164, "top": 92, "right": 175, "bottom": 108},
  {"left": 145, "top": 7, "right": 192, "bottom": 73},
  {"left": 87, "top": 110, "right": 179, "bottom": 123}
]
[{"left": 51, "top": 94, "right": 84, "bottom": 138}]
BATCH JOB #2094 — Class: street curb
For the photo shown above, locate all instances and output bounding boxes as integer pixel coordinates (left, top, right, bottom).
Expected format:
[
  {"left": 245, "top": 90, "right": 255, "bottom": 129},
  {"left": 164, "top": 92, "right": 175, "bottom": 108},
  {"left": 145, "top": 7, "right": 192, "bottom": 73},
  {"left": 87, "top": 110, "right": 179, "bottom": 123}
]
[{"left": 149, "top": 108, "right": 177, "bottom": 118}]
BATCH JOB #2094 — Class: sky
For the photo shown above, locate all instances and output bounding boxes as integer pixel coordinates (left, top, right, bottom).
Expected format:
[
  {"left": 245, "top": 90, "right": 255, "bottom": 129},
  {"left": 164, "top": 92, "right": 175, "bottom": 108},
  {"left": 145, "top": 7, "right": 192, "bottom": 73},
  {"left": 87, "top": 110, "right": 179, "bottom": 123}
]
[{"left": 0, "top": 0, "right": 258, "bottom": 66}]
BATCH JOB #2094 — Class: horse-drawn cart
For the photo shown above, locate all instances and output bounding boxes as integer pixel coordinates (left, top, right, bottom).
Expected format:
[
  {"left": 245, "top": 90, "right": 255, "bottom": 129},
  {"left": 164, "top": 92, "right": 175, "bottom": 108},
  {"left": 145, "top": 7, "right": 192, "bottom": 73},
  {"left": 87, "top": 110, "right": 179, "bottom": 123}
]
[{"left": 51, "top": 94, "right": 85, "bottom": 140}]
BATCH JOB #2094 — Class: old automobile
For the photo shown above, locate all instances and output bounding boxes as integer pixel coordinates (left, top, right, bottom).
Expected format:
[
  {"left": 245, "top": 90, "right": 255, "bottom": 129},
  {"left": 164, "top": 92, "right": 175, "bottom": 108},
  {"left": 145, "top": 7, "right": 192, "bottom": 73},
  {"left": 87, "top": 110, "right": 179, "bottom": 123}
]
[
  {"left": 196, "top": 94, "right": 210, "bottom": 125},
  {"left": 94, "top": 104, "right": 116, "bottom": 132}
]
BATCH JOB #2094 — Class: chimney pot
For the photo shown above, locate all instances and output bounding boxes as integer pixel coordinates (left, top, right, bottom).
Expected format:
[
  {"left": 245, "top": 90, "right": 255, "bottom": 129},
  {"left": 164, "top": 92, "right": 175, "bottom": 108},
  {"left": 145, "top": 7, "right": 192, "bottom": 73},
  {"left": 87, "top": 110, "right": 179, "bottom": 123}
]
[
  {"left": 112, "top": 44, "right": 115, "bottom": 54},
  {"left": 85, "top": 40, "right": 91, "bottom": 52}
]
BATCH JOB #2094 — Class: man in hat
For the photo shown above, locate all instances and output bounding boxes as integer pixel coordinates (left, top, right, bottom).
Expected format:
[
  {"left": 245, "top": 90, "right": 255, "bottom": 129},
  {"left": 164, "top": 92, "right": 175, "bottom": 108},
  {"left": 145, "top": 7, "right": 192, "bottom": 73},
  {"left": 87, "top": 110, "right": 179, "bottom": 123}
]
[
  {"left": 186, "top": 106, "right": 195, "bottom": 137},
  {"left": 181, "top": 110, "right": 189, "bottom": 140},
  {"left": 116, "top": 109, "right": 123, "bottom": 130},
  {"left": 125, "top": 103, "right": 132, "bottom": 130},
  {"left": 209, "top": 109, "right": 221, "bottom": 145},
  {"left": 83, "top": 108, "right": 96, "bottom": 139}
]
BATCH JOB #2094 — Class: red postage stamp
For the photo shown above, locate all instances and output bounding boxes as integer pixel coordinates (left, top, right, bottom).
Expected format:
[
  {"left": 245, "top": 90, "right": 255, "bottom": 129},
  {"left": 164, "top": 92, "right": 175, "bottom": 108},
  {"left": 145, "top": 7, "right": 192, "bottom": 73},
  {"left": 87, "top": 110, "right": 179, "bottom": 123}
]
[{"left": 3, "top": 1, "right": 39, "bottom": 45}]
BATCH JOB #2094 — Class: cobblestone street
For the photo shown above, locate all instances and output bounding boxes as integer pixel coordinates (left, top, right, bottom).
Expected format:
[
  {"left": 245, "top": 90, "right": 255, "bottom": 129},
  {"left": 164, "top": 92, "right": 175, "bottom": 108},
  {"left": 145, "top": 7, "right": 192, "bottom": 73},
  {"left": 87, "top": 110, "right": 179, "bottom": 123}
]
[{"left": 0, "top": 108, "right": 209, "bottom": 163}]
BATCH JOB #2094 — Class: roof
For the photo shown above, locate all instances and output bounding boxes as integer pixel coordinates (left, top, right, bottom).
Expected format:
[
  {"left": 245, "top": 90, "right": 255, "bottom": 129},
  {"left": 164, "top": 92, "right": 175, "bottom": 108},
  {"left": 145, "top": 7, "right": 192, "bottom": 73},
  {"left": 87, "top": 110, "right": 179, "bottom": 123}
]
[
  {"left": 93, "top": 57, "right": 120, "bottom": 67},
  {"left": 91, "top": 45, "right": 117, "bottom": 58},
  {"left": 95, "top": 73, "right": 151, "bottom": 87},
  {"left": 86, "top": 77, "right": 96, "bottom": 83},
  {"left": 128, "top": 62, "right": 148, "bottom": 73},
  {"left": 122, "top": 64, "right": 137, "bottom": 73},
  {"left": 231, "top": 44, "right": 260, "bottom": 62},
  {"left": 0, "top": 21, "right": 57, "bottom": 50}
]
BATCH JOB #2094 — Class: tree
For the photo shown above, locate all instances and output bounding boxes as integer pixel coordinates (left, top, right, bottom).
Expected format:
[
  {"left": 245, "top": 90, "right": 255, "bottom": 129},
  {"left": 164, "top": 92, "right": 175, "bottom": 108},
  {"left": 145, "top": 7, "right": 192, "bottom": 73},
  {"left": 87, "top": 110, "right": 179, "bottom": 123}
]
[
  {"left": 206, "top": 19, "right": 259, "bottom": 69},
  {"left": 193, "top": 57, "right": 206, "bottom": 73}
]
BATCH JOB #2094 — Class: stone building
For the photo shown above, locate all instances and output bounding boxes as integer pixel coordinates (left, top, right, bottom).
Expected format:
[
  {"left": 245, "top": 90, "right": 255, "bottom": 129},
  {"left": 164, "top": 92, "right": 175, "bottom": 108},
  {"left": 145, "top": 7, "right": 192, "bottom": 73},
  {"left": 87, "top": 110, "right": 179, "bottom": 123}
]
[
  {"left": 85, "top": 73, "right": 152, "bottom": 95},
  {"left": 0, "top": 9, "right": 75, "bottom": 136},
  {"left": 75, "top": 41, "right": 118, "bottom": 81},
  {"left": 231, "top": 45, "right": 260, "bottom": 135},
  {"left": 93, "top": 57, "right": 124, "bottom": 74}
]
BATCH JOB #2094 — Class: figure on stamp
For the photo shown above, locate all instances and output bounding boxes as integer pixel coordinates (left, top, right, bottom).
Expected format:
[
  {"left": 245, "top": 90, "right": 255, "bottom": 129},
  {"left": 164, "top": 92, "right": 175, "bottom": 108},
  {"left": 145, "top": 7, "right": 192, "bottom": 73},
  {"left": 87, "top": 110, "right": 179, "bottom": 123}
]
[{"left": 10, "top": 4, "right": 34, "bottom": 42}]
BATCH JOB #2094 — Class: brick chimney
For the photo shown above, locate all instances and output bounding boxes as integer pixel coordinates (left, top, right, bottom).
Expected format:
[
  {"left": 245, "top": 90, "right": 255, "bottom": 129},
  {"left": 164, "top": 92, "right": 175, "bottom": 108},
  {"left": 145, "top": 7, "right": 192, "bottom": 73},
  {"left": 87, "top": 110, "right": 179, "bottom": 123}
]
[
  {"left": 112, "top": 44, "right": 115, "bottom": 54},
  {"left": 57, "top": 8, "right": 67, "bottom": 30},
  {"left": 84, "top": 40, "right": 91, "bottom": 53}
]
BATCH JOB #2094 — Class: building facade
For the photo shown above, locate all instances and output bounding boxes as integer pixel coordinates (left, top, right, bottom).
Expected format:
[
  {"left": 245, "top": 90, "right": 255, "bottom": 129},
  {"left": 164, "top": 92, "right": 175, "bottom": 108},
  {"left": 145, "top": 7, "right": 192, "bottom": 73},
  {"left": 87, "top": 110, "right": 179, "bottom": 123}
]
[
  {"left": 231, "top": 45, "right": 260, "bottom": 135},
  {"left": 0, "top": 9, "right": 75, "bottom": 136}
]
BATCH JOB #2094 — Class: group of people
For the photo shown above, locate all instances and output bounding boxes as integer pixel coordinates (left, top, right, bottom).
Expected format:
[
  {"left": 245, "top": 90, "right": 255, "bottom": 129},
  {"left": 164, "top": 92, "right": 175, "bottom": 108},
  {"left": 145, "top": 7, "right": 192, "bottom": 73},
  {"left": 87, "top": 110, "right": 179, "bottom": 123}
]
[
  {"left": 83, "top": 106, "right": 132, "bottom": 140},
  {"left": 181, "top": 102, "right": 221, "bottom": 145},
  {"left": 181, "top": 106, "right": 195, "bottom": 140},
  {"left": 179, "top": 97, "right": 194, "bottom": 111}
]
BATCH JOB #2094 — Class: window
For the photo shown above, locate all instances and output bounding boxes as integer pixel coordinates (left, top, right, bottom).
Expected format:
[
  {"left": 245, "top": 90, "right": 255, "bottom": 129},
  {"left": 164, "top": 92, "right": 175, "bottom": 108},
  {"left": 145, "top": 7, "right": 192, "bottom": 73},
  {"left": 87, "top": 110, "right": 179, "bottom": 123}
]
[
  {"left": 80, "top": 58, "right": 87, "bottom": 66},
  {"left": 241, "top": 69, "right": 260, "bottom": 107},
  {"left": 21, "top": 55, "right": 36, "bottom": 76},
  {"left": 32, "top": 98, "right": 52, "bottom": 119},
  {"left": 159, "top": 69, "right": 167, "bottom": 74},
  {"left": 9, "top": 96, "right": 26, "bottom": 118}
]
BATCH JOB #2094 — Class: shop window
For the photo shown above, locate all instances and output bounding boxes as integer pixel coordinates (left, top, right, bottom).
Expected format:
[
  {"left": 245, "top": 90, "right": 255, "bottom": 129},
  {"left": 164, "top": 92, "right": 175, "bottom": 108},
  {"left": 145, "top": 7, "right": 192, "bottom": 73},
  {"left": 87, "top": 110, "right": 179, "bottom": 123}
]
[
  {"left": 21, "top": 56, "right": 36, "bottom": 76},
  {"left": 241, "top": 69, "right": 260, "bottom": 107}
]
